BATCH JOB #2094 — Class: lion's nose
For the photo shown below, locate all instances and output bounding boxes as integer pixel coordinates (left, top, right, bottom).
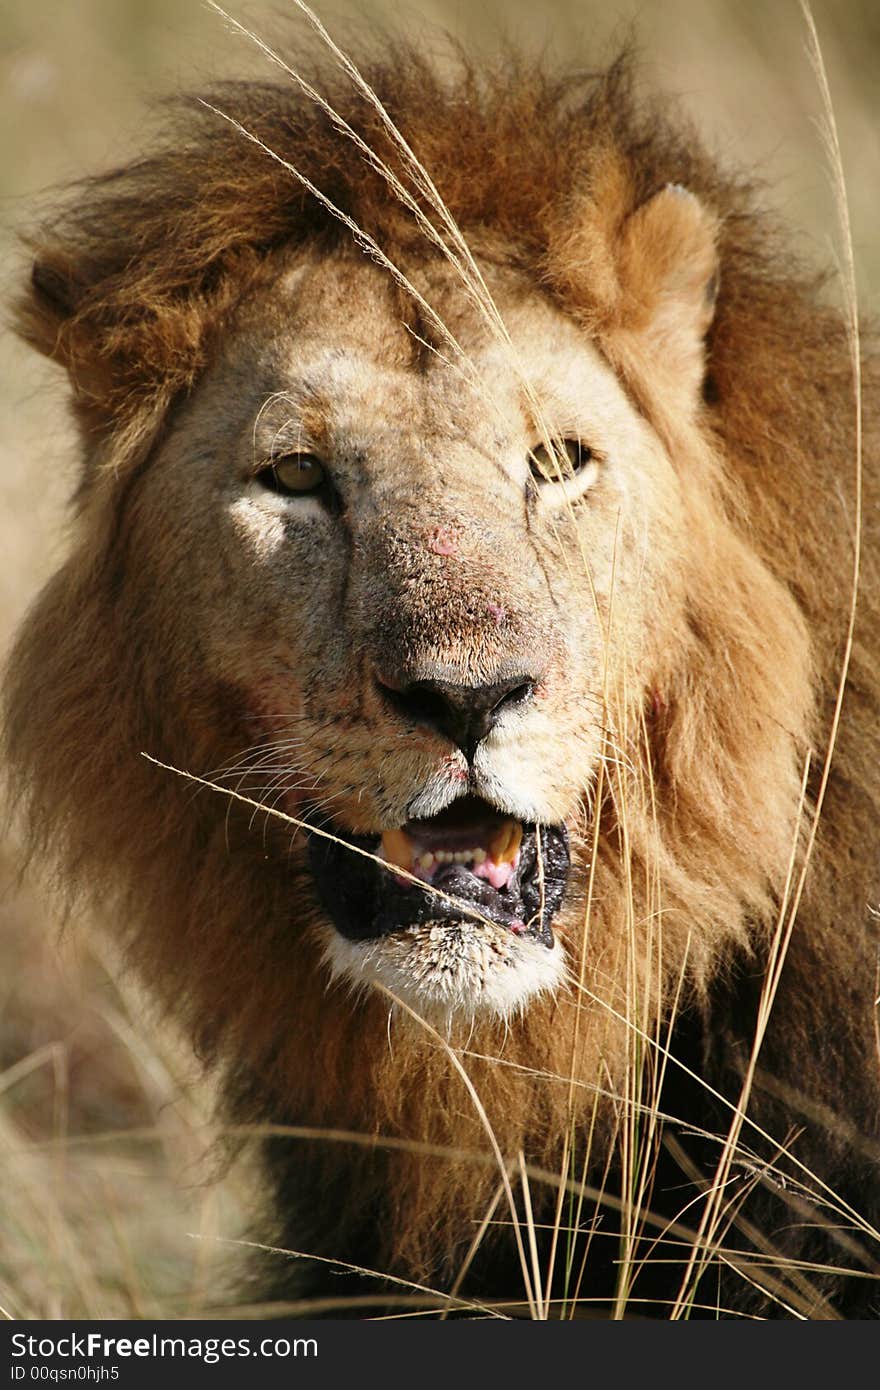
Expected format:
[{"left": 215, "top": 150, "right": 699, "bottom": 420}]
[{"left": 374, "top": 669, "right": 537, "bottom": 762}]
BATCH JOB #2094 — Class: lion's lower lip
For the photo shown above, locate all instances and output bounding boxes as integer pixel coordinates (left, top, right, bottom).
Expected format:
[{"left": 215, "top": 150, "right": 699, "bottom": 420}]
[{"left": 307, "top": 811, "right": 569, "bottom": 946}]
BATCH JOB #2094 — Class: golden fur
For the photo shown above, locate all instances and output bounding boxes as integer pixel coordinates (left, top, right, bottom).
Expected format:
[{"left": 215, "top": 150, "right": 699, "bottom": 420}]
[{"left": 5, "top": 42, "right": 879, "bottom": 1316}]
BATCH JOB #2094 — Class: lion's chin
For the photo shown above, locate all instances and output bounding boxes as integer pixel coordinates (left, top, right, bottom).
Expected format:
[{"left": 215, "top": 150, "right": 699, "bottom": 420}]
[
  {"left": 319, "top": 917, "right": 567, "bottom": 1024},
  {"left": 307, "top": 795, "right": 571, "bottom": 1021}
]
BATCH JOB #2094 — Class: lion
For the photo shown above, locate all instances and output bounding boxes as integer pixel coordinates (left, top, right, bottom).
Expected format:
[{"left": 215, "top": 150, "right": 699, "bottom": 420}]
[{"left": 4, "top": 37, "right": 879, "bottom": 1318}]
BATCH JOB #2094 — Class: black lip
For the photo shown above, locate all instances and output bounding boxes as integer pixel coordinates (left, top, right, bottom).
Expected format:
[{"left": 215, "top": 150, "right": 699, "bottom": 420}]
[{"left": 307, "top": 812, "right": 570, "bottom": 947}]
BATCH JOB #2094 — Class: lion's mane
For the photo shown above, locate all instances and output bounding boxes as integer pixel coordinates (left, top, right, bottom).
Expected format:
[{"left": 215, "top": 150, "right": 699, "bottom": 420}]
[{"left": 5, "top": 42, "right": 879, "bottom": 1315}]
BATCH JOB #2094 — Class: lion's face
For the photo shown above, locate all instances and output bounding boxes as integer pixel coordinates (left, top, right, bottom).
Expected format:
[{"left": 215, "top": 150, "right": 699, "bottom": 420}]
[{"left": 129, "top": 248, "right": 689, "bottom": 1021}]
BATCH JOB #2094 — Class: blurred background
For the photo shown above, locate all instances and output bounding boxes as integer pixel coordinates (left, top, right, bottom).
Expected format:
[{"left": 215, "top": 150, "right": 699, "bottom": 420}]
[{"left": 1, "top": 0, "right": 877, "bottom": 1318}]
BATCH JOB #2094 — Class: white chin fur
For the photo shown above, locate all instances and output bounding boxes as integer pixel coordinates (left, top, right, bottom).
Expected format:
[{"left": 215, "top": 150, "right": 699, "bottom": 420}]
[{"left": 319, "top": 919, "right": 566, "bottom": 1025}]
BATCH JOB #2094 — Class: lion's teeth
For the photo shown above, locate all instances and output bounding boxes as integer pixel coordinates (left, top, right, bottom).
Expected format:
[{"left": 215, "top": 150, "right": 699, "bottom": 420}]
[
  {"left": 381, "top": 828, "right": 415, "bottom": 871},
  {"left": 381, "top": 827, "right": 521, "bottom": 878},
  {"left": 445, "top": 848, "right": 487, "bottom": 865},
  {"left": 487, "top": 823, "right": 508, "bottom": 862},
  {"left": 488, "top": 820, "right": 523, "bottom": 866}
]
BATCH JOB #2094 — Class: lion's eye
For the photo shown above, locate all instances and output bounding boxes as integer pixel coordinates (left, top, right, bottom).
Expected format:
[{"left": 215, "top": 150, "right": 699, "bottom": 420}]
[
  {"left": 258, "top": 453, "right": 326, "bottom": 496},
  {"left": 528, "top": 439, "right": 593, "bottom": 485}
]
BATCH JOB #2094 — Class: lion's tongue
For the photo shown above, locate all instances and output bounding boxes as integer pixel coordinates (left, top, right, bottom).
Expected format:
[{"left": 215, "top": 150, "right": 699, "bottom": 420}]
[{"left": 380, "top": 819, "right": 523, "bottom": 890}]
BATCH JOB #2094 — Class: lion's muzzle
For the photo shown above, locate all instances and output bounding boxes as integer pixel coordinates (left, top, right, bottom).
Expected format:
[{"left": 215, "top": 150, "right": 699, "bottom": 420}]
[{"left": 373, "top": 669, "right": 539, "bottom": 765}]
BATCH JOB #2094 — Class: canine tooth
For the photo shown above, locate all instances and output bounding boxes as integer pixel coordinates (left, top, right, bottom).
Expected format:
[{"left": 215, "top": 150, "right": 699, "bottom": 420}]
[
  {"left": 487, "top": 823, "right": 509, "bottom": 861},
  {"left": 506, "top": 822, "right": 524, "bottom": 863},
  {"left": 488, "top": 820, "right": 523, "bottom": 865},
  {"left": 381, "top": 828, "right": 415, "bottom": 872}
]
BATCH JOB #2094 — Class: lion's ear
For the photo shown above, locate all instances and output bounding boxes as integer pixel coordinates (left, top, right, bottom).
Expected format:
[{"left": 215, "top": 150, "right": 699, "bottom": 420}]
[
  {"left": 19, "top": 253, "right": 83, "bottom": 362},
  {"left": 615, "top": 184, "right": 719, "bottom": 411},
  {"left": 17, "top": 251, "right": 116, "bottom": 426}
]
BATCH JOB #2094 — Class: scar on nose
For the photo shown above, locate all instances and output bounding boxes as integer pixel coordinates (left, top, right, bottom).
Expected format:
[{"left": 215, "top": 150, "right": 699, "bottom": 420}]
[
  {"left": 427, "top": 525, "right": 458, "bottom": 556},
  {"left": 486, "top": 601, "right": 506, "bottom": 624}
]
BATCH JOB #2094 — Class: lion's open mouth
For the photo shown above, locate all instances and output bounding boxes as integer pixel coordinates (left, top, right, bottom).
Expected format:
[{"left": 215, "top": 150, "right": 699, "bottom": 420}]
[{"left": 308, "top": 796, "right": 569, "bottom": 946}]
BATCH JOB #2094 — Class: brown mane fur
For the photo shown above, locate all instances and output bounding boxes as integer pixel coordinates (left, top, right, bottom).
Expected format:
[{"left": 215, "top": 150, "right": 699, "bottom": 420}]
[{"left": 5, "top": 38, "right": 879, "bottom": 1312}]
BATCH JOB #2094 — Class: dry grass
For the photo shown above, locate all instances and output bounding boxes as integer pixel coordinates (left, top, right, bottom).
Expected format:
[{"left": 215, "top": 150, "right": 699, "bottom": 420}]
[{"left": 1, "top": 0, "right": 877, "bottom": 1320}]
